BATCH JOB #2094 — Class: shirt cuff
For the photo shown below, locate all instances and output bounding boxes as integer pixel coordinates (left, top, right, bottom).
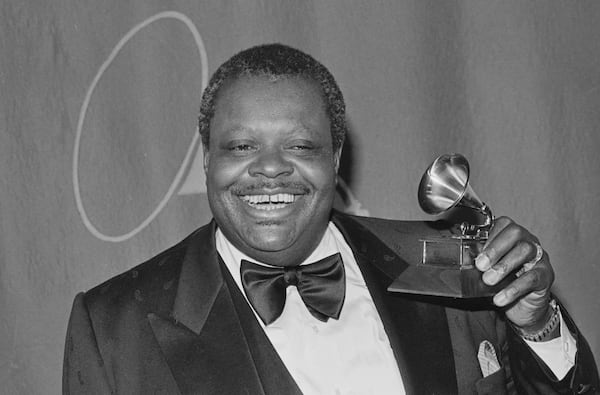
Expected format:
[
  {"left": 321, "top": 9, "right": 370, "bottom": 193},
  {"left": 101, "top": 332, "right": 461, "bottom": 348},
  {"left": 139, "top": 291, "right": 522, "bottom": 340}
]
[{"left": 524, "top": 309, "right": 577, "bottom": 380}]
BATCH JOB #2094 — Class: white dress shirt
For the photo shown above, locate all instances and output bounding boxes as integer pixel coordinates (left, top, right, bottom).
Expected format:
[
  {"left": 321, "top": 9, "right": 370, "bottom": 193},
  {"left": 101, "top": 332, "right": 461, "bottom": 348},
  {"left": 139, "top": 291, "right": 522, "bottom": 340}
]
[
  {"left": 216, "top": 222, "right": 576, "bottom": 394},
  {"left": 525, "top": 309, "right": 576, "bottom": 379},
  {"left": 217, "top": 223, "right": 405, "bottom": 394}
]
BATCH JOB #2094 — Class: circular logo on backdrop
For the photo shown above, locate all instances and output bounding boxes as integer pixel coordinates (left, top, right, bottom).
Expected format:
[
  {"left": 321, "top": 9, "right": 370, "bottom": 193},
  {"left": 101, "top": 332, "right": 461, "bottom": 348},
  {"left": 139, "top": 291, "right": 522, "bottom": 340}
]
[{"left": 73, "top": 11, "right": 368, "bottom": 243}]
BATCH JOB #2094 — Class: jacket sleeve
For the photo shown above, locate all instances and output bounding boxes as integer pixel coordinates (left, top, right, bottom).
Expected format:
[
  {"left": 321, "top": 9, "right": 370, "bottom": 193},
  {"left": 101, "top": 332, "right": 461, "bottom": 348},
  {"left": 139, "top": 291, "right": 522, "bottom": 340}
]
[
  {"left": 505, "top": 300, "right": 599, "bottom": 394},
  {"left": 63, "top": 293, "right": 113, "bottom": 395}
]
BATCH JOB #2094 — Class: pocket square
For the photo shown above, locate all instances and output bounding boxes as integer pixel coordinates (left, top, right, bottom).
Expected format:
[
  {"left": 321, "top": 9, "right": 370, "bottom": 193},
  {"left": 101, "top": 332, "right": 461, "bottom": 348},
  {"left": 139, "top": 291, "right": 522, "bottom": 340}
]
[{"left": 478, "top": 340, "right": 501, "bottom": 378}]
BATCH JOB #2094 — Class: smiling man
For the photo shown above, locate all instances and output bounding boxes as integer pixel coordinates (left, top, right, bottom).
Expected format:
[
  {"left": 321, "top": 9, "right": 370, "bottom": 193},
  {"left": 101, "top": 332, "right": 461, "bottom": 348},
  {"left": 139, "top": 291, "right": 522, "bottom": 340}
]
[
  {"left": 204, "top": 74, "right": 339, "bottom": 268},
  {"left": 64, "top": 44, "right": 599, "bottom": 394}
]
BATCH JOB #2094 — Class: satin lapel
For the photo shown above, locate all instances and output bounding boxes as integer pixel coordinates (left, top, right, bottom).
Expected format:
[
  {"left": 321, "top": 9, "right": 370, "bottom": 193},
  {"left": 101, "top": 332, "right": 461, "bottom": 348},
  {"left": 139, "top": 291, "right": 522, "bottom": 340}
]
[
  {"left": 333, "top": 212, "right": 458, "bottom": 395},
  {"left": 220, "top": 257, "right": 303, "bottom": 395},
  {"left": 147, "top": 221, "right": 265, "bottom": 394}
]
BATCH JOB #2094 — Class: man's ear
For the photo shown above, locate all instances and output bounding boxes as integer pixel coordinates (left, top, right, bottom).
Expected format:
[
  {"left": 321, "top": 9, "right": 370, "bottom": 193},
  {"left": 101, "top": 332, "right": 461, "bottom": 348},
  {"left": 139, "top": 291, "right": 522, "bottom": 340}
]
[
  {"left": 333, "top": 145, "right": 343, "bottom": 174},
  {"left": 202, "top": 143, "right": 210, "bottom": 173}
]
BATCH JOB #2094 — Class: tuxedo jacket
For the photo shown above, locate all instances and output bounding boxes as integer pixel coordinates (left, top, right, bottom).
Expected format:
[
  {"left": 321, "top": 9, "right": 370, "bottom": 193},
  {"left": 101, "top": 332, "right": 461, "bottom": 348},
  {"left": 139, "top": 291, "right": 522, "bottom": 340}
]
[{"left": 63, "top": 211, "right": 599, "bottom": 394}]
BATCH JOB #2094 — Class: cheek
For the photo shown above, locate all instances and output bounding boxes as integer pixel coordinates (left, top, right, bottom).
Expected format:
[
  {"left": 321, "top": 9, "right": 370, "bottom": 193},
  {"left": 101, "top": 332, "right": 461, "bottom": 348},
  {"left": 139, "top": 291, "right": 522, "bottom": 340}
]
[
  {"left": 207, "top": 157, "right": 249, "bottom": 189},
  {"left": 300, "top": 160, "right": 338, "bottom": 191}
]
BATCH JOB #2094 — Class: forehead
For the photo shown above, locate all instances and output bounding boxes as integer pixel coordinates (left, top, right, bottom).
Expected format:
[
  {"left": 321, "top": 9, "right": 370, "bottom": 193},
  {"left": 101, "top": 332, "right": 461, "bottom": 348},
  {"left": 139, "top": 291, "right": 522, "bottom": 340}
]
[{"left": 211, "top": 75, "right": 327, "bottom": 125}]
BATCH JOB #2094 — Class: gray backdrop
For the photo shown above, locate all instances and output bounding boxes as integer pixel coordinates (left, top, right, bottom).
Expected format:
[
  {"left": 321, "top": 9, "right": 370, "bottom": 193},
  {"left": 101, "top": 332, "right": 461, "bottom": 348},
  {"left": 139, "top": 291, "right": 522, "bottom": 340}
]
[{"left": 2, "top": 1, "right": 599, "bottom": 393}]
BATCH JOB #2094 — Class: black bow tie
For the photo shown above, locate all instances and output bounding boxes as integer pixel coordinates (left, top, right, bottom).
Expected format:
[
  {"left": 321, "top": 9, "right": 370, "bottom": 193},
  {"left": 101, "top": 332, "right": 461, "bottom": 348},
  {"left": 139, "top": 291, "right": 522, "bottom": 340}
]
[{"left": 240, "top": 253, "right": 345, "bottom": 325}]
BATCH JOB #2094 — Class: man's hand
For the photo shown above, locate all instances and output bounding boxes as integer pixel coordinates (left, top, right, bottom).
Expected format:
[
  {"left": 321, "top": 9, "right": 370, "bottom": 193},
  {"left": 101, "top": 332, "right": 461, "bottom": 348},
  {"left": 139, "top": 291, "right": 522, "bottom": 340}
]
[{"left": 475, "top": 216, "right": 555, "bottom": 332}]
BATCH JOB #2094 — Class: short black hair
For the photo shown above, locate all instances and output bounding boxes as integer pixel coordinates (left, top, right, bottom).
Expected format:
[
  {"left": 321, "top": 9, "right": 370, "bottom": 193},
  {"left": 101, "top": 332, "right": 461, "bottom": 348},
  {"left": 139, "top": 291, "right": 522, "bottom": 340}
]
[{"left": 198, "top": 43, "right": 346, "bottom": 152}]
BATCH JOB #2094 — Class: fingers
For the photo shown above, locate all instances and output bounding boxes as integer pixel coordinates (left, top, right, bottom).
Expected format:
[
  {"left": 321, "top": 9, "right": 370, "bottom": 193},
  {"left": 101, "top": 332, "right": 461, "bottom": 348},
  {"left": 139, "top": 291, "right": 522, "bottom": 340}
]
[
  {"left": 472, "top": 216, "right": 555, "bottom": 308},
  {"left": 475, "top": 217, "right": 538, "bottom": 276},
  {"left": 492, "top": 255, "right": 554, "bottom": 307},
  {"left": 481, "top": 240, "right": 537, "bottom": 285}
]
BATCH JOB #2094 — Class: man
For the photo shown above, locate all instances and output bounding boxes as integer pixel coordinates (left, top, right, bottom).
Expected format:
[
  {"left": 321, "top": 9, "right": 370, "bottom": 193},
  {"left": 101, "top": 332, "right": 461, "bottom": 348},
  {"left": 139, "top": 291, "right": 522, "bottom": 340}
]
[{"left": 63, "top": 43, "right": 599, "bottom": 394}]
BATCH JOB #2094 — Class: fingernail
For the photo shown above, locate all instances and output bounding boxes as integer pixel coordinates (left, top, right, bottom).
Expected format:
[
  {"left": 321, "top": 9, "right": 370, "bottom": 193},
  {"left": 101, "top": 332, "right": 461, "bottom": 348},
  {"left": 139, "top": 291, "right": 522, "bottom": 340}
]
[
  {"left": 494, "top": 291, "right": 507, "bottom": 306},
  {"left": 482, "top": 269, "right": 497, "bottom": 285},
  {"left": 475, "top": 253, "right": 491, "bottom": 271},
  {"left": 494, "top": 288, "right": 516, "bottom": 306}
]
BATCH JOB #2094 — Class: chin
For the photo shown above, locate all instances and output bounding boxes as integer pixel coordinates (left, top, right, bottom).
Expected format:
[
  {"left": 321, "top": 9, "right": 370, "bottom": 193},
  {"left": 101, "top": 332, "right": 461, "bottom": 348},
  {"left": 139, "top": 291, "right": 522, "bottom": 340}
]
[{"left": 246, "top": 228, "right": 296, "bottom": 253}]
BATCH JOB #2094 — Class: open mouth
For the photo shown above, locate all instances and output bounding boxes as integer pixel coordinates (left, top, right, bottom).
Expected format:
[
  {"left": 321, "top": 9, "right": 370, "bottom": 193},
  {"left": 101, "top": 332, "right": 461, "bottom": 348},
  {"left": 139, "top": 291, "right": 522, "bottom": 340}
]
[{"left": 240, "top": 193, "right": 298, "bottom": 211}]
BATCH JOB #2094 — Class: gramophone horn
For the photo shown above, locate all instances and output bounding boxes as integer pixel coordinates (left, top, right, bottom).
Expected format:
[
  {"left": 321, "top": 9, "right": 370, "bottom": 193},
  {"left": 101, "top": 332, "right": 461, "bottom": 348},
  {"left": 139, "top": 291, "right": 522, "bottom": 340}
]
[{"left": 418, "top": 153, "right": 485, "bottom": 215}]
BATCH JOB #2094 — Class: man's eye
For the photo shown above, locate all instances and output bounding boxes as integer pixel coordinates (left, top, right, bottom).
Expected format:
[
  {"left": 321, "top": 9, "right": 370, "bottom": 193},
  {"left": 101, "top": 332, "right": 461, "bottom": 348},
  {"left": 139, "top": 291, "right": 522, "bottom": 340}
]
[
  {"left": 229, "top": 144, "right": 254, "bottom": 152},
  {"left": 289, "top": 144, "right": 313, "bottom": 151}
]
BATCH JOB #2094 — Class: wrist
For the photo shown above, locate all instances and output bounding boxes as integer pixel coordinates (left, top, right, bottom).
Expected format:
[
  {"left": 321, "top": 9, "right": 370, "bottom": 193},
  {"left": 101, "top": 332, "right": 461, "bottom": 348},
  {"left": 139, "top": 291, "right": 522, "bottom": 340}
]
[{"left": 515, "top": 299, "right": 561, "bottom": 342}]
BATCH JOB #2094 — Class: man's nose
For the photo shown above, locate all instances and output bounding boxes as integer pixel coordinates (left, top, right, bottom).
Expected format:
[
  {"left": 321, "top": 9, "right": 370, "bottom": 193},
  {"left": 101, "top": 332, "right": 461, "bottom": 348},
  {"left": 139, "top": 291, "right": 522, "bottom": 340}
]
[{"left": 248, "top": 149, "right": 294, "bottom": 178}]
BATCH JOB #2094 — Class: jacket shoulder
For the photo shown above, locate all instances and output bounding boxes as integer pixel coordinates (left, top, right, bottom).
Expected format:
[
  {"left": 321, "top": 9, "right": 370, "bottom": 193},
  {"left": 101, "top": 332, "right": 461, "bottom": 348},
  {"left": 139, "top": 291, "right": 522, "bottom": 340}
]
[
  {"left": 82, "top": 223, "right": 211, "bottom": 317},
  {"left": 335, "top": 212, "right": 453, "bottom": 254}
]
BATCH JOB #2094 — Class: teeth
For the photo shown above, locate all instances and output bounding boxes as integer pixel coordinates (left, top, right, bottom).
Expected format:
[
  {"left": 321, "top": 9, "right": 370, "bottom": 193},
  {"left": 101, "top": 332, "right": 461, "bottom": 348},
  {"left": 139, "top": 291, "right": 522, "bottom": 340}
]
[
  {"left": 241, "top": 193, "right": 296, "bottom": 209},
  {"left": 270, "top": 193, "right": 294, "bottom": 203}
]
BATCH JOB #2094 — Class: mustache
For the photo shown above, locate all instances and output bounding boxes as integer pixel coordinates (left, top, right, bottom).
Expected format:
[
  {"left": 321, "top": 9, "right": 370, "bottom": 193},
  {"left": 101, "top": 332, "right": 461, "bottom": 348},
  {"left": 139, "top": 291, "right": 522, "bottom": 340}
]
[{"left": 231, "top": 182, "right": 310, "bottom": 195}]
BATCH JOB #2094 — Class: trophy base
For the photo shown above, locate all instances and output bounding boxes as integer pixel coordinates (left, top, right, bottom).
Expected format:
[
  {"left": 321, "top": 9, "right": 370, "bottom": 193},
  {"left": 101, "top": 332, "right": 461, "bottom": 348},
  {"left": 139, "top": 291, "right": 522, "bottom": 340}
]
[
  {"left": 388, "top": 236, "right": 515, "bottom": 298},
  {"left": 388, "top": 264, "right": 514, "bottom": 298}
]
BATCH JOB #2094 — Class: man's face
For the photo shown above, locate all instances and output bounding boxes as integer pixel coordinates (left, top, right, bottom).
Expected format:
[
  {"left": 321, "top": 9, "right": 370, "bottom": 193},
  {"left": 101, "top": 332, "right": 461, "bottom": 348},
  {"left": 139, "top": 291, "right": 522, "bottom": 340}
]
[{"left": 204, "top": 75, "right": 341, "bottom": 266}]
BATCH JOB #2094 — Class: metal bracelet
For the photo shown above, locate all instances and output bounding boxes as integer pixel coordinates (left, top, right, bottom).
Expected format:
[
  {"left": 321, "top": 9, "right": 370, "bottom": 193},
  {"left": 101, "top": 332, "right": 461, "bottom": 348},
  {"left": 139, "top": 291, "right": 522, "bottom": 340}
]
[{"left": 519, "top": 299, "right": 560, "bottom": 342}]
